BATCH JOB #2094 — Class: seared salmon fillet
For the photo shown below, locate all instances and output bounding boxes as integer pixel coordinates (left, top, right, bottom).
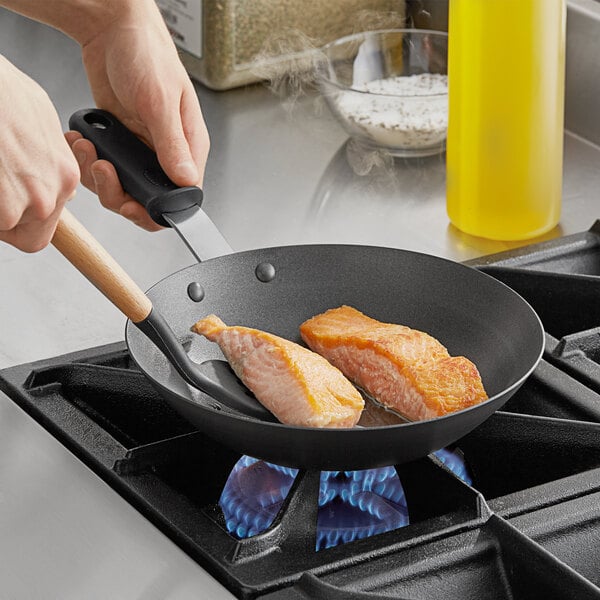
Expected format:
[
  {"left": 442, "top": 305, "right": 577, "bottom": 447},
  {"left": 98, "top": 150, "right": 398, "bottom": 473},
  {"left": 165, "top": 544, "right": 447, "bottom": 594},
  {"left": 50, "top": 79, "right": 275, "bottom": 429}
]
[
  {"left": 191, "top": 315, "right": 364, "bottom": 428},
  {"left": 300, "top": 306, "right": 487, "bottom": 421}
]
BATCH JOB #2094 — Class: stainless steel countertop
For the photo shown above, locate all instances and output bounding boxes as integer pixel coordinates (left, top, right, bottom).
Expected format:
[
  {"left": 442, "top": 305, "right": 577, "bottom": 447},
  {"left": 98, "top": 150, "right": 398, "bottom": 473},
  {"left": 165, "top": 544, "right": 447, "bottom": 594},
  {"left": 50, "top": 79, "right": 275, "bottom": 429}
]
[{"left": 0, "top": 5, "right": 599, "bottom": 599}]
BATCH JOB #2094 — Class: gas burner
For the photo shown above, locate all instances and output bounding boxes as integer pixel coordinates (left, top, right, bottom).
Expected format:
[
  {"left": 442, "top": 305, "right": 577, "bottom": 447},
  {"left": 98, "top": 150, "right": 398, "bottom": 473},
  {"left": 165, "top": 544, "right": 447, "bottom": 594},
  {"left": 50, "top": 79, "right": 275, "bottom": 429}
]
[
  {"left": 219, "top": 457, "right": 408, "bottom": 550},
  {"left": 219, "top": 448, "right": 471, "bottom": 550}
]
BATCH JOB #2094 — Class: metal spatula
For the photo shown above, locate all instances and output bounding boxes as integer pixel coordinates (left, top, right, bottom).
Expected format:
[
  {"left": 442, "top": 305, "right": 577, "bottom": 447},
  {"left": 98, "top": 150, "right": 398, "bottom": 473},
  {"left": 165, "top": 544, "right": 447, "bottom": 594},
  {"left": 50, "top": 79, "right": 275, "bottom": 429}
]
[{"left": 68, "top": 108, "right": 232, "bottom": 263}]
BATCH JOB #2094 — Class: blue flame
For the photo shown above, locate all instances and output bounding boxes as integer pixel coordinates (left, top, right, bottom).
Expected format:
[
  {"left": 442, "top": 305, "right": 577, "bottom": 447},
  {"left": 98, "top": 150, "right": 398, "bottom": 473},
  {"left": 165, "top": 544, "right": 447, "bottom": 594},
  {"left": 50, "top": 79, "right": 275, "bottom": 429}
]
[
  {"left": 219, "top": 447, "right": 470, "bottom": 550},
  {"left": 433, "top": 447, "right": 472, "bottom": 485},
  {"left": 220, "top": 458, "right": 408, "bottom": 550}
]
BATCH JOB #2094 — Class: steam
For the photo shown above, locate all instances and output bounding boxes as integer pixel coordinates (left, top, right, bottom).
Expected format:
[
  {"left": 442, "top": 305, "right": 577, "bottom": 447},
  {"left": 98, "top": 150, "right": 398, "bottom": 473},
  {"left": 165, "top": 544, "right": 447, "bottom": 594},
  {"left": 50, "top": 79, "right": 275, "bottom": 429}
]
[
  {"left": 250, "top": 10, "right": 409, "bottom": 175},
  {"left": 250, "top": 28, "right": 325, "bottom": 109},
  {"left": 345, "top": 140, "right": 395, "bottom": 177},
  {"left": 251, "top": 10, "right": 406, "bottom": 107}
]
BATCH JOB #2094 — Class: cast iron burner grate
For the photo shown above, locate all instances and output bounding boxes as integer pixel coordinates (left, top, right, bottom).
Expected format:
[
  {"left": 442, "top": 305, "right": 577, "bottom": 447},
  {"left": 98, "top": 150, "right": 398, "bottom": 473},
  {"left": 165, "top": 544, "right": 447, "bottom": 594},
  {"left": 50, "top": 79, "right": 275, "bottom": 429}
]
[{"left": 2, "top": 221, "right": 600, "bottom": 599}]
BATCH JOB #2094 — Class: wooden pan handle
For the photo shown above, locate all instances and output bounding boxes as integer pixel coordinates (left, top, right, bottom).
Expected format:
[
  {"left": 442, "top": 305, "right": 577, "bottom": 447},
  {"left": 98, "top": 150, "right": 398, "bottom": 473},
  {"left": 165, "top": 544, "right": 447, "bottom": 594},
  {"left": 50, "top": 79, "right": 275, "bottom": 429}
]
[{"left": 52, "top": 208, "right": 153, "bottom": 323}]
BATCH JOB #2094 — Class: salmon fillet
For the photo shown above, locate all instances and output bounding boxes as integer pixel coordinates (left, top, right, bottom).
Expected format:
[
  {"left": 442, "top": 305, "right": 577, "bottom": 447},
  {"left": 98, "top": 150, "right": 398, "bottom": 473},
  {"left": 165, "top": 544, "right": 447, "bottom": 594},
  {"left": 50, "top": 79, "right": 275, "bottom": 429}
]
[
  {"left": 299, "top": 306, "right": 488, "bottom": 421},
  {"left": 191, "top": 315, "right": 364, "bottom": 428}
]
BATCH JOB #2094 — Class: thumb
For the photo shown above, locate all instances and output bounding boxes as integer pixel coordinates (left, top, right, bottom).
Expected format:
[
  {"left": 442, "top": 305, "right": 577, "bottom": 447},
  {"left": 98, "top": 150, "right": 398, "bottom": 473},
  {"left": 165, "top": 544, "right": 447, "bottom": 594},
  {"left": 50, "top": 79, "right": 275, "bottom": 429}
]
[{"left": 146, "top": 111, "right": 200, "bottom": 187}]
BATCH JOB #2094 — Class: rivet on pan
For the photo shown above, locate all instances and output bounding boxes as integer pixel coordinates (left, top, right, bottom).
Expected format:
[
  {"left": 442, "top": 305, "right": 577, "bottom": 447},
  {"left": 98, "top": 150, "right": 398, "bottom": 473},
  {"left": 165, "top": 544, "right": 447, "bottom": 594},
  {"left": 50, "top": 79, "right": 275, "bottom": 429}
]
[
  {"left": 187, "top": 282, "right": 205, "bottom": 302},
  {"left": 210, "top": 402, "right": 222, "bottom": 411},
  {"left": 255, "top": 262, "right": 276, "bottom": 283}
]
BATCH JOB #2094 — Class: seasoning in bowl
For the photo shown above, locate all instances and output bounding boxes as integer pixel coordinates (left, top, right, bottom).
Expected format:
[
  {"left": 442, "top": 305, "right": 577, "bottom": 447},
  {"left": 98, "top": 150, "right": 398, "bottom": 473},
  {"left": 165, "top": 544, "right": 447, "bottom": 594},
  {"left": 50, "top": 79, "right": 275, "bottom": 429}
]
[
  {"left": 335, "top": 73, "right": 448, "bottom": 150},
  {"left": 317, "top": 29, "right": 449, "bottom": 157}
]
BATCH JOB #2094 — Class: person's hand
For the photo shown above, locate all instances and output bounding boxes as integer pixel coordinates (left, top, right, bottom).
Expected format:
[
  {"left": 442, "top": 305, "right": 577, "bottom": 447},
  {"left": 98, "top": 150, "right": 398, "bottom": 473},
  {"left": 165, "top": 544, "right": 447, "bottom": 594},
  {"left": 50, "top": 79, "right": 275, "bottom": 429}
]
[
  {"left": 0, "top": 55, "right": 79, "bottom": 252},
  {"left": 65, "top": 0, "right": 210, "bottom": 232}
]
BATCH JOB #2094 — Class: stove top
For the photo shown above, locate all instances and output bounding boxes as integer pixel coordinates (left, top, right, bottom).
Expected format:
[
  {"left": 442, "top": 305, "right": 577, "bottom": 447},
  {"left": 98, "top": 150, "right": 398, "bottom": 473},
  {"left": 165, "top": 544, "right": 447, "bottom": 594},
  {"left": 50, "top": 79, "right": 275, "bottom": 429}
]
[{"left": 2, "top": 222, "right": 600, "bottom": 599}]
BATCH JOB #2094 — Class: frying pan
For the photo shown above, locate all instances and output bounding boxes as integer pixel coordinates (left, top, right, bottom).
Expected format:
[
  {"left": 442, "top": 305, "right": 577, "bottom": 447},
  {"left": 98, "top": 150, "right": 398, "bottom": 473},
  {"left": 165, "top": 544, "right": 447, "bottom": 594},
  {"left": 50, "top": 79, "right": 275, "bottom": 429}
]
[{"left": 54, "top": 109, "right": 544, "bottom": 471}]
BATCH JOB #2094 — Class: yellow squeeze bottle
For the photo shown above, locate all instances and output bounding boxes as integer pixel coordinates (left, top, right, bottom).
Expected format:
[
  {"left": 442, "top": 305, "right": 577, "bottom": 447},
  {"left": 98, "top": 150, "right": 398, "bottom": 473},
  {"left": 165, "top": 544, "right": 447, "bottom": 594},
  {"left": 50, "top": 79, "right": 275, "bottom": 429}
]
[{"left": 446, "top": 0, "right": 566, "bottom": 241}]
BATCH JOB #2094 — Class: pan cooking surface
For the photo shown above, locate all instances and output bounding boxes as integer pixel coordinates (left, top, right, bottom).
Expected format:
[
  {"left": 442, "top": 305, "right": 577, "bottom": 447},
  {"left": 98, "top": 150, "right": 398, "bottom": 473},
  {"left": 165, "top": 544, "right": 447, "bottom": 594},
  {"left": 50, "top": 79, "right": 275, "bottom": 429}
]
[{"left": 126, "top": 245, "right": 544, "bottom": 469}]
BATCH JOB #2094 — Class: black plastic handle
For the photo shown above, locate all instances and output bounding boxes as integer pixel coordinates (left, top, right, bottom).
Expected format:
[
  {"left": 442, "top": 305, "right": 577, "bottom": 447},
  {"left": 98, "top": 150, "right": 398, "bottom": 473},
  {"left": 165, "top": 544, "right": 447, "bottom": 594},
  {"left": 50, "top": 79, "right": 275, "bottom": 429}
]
[{"left": 69, "top": 109, "right": 203, "bottom": 227}]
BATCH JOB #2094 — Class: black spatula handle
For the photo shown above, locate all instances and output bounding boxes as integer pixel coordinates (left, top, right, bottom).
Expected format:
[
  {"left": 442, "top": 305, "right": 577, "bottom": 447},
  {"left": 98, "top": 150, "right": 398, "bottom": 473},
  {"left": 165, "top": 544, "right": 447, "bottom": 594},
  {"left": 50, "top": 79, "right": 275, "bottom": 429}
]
[{"left": 69, "top": 109, "right": 203, "bottom": 227}]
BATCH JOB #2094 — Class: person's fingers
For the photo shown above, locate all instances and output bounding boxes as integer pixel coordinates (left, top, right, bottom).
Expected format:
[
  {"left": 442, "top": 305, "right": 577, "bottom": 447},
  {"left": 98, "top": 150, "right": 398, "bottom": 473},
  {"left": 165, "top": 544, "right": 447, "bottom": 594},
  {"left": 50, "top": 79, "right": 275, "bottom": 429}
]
[
  {"left": 69, "top": 137, "right": 99, "bottom": 192},
  {"left": 91, "top": 160, "right": 163, "bottom": 232},
  {"left": 118, "top": 199, "right": 163, "bottom": 232},
  {"left": 141, "top": 92, "right": 200, "bottom": 188},
  {"left": 0, "top": 193, "right": 71, "bottom": 253},
  {"left": 90, "top": 159, "right": 127, "bottom": 213},
  {"left": 180, "top": 86, "right": 210, "bottom": 187},
  {"left": 67, "top": 129, "right": 162, "bottom": 231},
  {"left": 0, "top": 130, "right": 79, "bottom": 249},
  {"left": 64, "top": 130, "right": 82, "bottom": 147}
]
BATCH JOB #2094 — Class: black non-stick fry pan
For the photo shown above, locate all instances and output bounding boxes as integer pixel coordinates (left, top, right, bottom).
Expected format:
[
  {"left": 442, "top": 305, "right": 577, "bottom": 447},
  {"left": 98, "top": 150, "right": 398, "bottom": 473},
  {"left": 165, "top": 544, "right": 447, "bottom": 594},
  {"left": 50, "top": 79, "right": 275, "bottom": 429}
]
[{"left": 56, "top": 109, "right": 545, "bottom": 471}]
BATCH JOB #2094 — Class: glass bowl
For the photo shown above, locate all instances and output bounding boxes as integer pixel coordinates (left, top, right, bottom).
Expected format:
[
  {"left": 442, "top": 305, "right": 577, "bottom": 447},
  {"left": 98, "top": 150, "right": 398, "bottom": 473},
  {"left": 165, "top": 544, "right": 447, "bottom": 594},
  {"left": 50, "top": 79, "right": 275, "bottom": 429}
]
[{"left": 316, "top": 29, "right": 449, "bottom": 157}]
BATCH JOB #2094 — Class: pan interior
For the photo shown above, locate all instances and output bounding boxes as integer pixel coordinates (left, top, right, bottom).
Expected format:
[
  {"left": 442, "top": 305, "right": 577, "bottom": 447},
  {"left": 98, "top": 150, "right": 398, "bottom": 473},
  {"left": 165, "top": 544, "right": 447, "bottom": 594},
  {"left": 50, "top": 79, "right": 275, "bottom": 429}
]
[{"left": 127, "top": 245, "right": 543, "bottom": 419}]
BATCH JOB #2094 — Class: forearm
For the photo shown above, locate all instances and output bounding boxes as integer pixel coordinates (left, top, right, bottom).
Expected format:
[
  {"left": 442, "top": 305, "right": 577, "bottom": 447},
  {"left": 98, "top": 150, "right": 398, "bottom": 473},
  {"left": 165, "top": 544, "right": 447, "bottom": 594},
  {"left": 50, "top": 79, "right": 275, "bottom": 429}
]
[{"left": 0, "top": 0, "right": 157, "bottom": 46}]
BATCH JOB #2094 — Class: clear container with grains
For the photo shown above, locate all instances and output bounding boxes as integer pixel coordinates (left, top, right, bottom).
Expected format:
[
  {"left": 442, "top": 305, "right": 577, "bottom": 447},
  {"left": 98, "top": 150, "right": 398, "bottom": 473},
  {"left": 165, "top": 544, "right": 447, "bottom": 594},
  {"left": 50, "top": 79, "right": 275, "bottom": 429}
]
[{"left": 155, "top": 0, "right": 406, "bottom": 91}]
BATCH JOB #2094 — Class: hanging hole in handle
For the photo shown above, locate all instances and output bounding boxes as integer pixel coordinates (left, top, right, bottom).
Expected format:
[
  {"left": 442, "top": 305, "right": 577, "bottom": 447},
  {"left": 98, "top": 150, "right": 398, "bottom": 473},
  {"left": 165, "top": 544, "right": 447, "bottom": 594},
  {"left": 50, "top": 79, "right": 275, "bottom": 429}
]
[{"left": 83, "top": 112, "right": 112, "bottom": 130}]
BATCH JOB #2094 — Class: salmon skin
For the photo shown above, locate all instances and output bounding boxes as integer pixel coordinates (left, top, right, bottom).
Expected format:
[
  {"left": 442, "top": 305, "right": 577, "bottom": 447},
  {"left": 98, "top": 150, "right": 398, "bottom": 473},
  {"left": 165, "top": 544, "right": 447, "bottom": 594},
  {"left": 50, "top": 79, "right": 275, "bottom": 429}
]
[
  {"left": 191, "top": 315, "right": 364, "bottom": 428},
  {"left": 300, "top": 306, "right": 488, "bottom": 421}
]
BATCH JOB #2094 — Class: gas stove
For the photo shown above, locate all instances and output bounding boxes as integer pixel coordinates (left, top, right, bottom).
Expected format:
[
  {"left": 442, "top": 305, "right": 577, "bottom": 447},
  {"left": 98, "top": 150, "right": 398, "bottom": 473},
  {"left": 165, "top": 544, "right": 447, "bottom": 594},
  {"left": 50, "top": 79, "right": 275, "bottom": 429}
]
[{"left": 2, "top": 223, "right": 600, "bottom": 599}]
